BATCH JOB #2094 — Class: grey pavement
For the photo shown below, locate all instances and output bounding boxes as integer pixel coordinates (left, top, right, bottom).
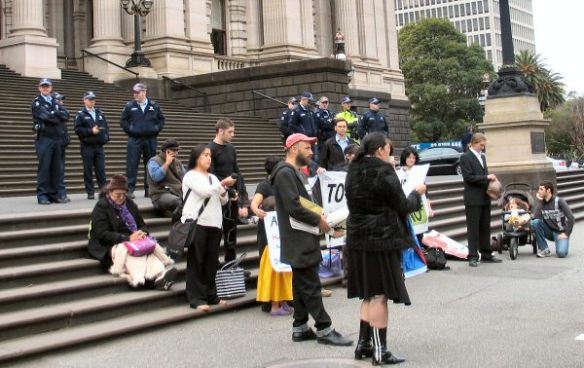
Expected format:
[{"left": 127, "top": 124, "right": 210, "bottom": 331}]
[{"left": 7, "top": 222, "right": 584, "bottom": 367}]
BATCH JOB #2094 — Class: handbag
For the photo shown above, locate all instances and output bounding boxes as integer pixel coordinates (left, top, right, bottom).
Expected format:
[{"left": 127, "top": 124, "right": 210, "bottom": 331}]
[
  {"left": 424, "top": 247, "right": 448, "bottom": 270},
  {"left": 166, "top": 186, "right": 210, "bottom": 260},
  {"left": 124, "top": 236, "right": 157, "bottom": 257},
  {"left": 215, "top": 252, "right": 247, "bottom": 299}
]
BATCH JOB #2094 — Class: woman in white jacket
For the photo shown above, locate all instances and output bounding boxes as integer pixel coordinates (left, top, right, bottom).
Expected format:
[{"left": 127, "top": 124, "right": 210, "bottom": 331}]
[{"left": 182, "top": 144, "right": 236, "bottom": 311}]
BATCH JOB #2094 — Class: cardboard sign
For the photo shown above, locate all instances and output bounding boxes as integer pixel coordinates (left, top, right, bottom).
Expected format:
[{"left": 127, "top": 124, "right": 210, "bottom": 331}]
[{"left": 263, "top": 211, "right": 292, "bottom": 272}]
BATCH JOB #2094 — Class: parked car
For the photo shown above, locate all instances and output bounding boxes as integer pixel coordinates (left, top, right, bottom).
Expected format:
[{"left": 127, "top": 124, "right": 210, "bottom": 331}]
[
  {"left": 546, "top": 157, "right": 567, "bottom": 172},
  {"left": 418, "top": 146, "right": 463, "bottom": 175}
]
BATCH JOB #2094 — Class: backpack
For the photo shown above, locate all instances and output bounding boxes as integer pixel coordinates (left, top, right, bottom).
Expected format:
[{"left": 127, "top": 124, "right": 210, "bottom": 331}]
[{"left": 425, "top": 247, "right": 448, "bottom": 270}]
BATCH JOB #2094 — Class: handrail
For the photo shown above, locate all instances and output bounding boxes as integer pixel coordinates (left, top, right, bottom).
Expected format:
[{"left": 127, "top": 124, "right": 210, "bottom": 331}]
[
  {"left": 251, "top": 90, "right": 287, "bottom": 106},
  {"left": 81, "top": 49, "right": 139, "bottom": 78},
  {"left": 162, "top": 76, "right": 208, "bottom": 112}
]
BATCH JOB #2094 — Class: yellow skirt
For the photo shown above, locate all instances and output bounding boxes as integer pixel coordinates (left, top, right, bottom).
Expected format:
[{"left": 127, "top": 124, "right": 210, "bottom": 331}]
[{"left": 256, "top": 247, "right": 293, "bottom": 302}]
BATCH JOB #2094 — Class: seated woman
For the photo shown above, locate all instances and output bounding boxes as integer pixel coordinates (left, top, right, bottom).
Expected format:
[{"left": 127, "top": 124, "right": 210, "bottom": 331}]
[
  {"left": 87, "top": 174, "right": 177, "bottom": 289},
  {"left": 252, "top": 156, "right": 293, "bottom": 316}
]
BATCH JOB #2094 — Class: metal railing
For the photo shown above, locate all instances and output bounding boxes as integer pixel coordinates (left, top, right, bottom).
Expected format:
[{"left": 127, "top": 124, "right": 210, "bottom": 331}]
[
  {"left": 251, "top": 90, "right": 287, "bottom": 106},
  {"left": 162, "top": 76, "right": 208, "bottom": 112},
  {"left": 81, "top": 49, "right": 139, "bottom": 78}
]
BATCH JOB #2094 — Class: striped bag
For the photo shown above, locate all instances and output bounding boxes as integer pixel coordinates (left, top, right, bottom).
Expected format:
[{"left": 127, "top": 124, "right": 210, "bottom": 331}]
[{"left": 215, "top": 253, "right": 247, "bottom": 299}]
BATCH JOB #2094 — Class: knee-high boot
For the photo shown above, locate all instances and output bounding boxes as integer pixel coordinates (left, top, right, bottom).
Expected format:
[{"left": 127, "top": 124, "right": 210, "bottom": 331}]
[
  {"left": 371, "top": 327, "right": 406, "bottom": 366},
  {"left": 354, "top": 320, "right": 373, "bottom": 359}
]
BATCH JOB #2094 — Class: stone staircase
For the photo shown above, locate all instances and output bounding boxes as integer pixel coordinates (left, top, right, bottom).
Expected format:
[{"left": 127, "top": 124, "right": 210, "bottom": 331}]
[
  {"left": 0, "top": 170, "right": 583, "bottom": 363},
  {"left": 0, "top": 65, "right": 282, "bottom": 196}
]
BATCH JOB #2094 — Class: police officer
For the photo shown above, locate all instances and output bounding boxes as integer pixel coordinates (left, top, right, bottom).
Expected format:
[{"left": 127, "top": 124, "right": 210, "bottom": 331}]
[
  {"left": 52, "top": 92, "right": 71, "bottom": 202},
  {"left": 358, "top": 97, "right": 388, "bottom": 139},
  {"left": 335, "top": 96, "right": 359, "bottom": 140},
  {"left": 32, "top": 79, "right": 67, "bottom": 205},
  {"left": 75, "top": 91, "right": 110, "bottom": 199},
  {"left": 120, "top": 83, "right": 165, "bottom": 199},
  {"left": 314, "top": 96, "right": 336, "bottom": 146},
  {"left": 279, "top": 97, "right": 297, "bottom": 144},
  {"left": 289, "top": 92, "right": 320, "bottom": 162}
]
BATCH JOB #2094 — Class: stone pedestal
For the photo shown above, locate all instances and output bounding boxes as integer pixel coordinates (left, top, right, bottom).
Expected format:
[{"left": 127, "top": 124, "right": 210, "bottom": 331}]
[{"left": 481, "top": 95, "right": 555, "bottom": 189}]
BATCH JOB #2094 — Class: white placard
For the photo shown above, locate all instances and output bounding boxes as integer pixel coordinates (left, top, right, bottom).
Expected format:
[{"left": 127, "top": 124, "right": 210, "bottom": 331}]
[
  {"left": 319, "top": 171, "right": 348, "bottom": 248},
  {"left": 264, "top": 211, "right": 292, "bottom": 272},
  {"left": 397, "top": 165, "right": 430, "bottom": 234}
]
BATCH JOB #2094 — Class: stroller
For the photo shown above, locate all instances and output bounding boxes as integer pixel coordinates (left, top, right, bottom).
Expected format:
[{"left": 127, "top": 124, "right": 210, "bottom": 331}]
[{"left": 492, "top": 183, "right": 537, "bottom": 260}]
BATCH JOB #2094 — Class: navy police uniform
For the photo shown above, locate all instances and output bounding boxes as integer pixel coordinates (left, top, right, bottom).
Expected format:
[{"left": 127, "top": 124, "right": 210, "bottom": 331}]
[
  {"left": 75, "top": 106, "right": 110, "bottom": 197},
  {"left": 120, "top": 98, "right": 165, "bottom": 194},
  {"left": 358, "top": 109, "right": 388, "bottom": 139},
  {"left": 32, "top": 93, "right": 64, "bottom": 203},
  {"left": 314, "top": 108, "right": 336, "bottom": 143},
  {"left": 279, "top": 108, "right": 294, "bottom": 144},
  {"left": 289, "top": 104, "right": 320, "bottom": 162},
  {"left": 53, "top": 94, "right": 70, "bottom": 200}
]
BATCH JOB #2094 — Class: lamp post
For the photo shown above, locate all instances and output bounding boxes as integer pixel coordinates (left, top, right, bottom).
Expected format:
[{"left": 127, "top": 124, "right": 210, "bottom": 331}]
[
  {"left": 120, "top": 0, "right": 154, "bottom": 67},
  {"left": 333, "top": 29, "right": 347, "bottom": 60}
]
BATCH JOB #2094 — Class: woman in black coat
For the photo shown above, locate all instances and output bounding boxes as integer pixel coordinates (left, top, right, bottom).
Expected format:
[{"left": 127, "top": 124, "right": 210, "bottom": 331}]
[{"left": 345, "top": 133, "right": 426, "bottom": 365}]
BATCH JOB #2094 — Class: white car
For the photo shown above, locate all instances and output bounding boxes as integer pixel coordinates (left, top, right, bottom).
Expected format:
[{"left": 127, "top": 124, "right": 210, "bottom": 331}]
[{"left": 546, "top": 157, "right": 567, "bottom": 171}]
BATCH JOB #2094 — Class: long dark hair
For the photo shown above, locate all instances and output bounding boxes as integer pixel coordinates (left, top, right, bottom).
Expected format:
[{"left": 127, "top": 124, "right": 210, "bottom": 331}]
[
  {"left": 264, "top": 155, "right": 282, "bottom": 176},
  {"left": 400, "top": 147, "right": 419, "bottom": 167},
  {"left": 354, "top": 132, "right": 391, "bottom": 162},
  {"left": 187, "top": 144, "right": 210, "bottom": 170}
]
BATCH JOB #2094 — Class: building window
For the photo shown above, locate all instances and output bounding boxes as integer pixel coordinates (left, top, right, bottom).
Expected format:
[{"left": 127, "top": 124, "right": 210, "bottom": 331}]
[{"left": 211, "top": 0, "right": 226, "bottom": 55}]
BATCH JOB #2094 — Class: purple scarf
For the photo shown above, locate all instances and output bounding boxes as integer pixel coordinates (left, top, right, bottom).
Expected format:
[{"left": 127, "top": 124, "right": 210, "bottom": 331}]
[{"left": 107, "top": 195, "right": 138, "bottom": 232}]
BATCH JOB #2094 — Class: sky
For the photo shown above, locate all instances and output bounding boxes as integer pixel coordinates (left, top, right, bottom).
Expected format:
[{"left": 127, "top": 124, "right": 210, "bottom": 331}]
[{"left": 532, "top": 0, "right": 583, "bottom": 95}]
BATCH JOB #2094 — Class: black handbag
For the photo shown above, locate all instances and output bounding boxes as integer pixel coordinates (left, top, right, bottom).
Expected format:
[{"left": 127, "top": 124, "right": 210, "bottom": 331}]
[
  {"left": 166, "top": 187, "right": 210, "bottom": 260},
  {"left": 425, "top": 247, "right": 448, "bottom": 270}
]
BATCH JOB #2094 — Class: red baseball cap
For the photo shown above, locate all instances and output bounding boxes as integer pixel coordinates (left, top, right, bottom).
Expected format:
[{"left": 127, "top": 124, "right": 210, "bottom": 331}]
[{"left": 285, "top": 133, "right": 317, "bottom": 149}]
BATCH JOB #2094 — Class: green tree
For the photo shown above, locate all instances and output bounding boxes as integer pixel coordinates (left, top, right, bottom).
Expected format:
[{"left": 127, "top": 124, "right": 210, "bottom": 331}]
[
  {"left": 545, "top": 96, "right": 584, "bottom": 161},
  {"left": 515, "top": 50, "right": 565, "bottom": 112},
  {"left": 399, "top": 18, "right": 494, "bottom": 142}
]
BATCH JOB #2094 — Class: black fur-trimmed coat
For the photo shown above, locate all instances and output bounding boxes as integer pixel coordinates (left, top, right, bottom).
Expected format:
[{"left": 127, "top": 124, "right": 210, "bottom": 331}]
[{"left": 345, "top": 156, "right": 421, "bottom": 252}]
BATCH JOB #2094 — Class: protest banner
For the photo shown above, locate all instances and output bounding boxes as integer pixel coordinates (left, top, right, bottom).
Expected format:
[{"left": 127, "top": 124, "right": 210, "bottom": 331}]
[
  {"left": 318, "top": 171, "right": 348, "bottom": 248},
  {"left": 263, "top": 211, "right": 292, "bottom": 272}
]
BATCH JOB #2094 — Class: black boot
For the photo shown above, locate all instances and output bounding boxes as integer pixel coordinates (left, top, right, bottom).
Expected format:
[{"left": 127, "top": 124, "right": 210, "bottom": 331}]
[
  {"left": 354, "top": 320, "right": 373, "bottom": 360},
  {"left": 374, "top": 327, "right": 406, "bottom": 365},
  {"left": 371, "top": 327, "right": 383, "bottom": 366}
]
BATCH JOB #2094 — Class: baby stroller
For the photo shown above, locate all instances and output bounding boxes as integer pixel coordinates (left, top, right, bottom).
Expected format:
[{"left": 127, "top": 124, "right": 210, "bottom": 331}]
[{"left": 493, "top": 183, "right": 537, "bottom": 260}]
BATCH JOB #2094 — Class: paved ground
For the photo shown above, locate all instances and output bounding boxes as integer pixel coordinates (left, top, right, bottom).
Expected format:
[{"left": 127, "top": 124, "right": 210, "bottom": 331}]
[{"left": 7, "top": 220, "right": 584, "bottom": 368}]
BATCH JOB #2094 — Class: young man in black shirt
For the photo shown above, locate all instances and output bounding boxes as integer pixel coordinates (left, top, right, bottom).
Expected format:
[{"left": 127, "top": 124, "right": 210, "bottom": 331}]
[{"left": 209, "top": 118, "right": 250, "bottom": 263}]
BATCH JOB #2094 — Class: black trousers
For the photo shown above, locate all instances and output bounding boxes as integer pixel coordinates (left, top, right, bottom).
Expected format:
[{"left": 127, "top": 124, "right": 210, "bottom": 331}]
[
  {"left": 222, "top": 200, "right": 238, "bottom": 262},
  {"left": 465, "top": 204, "right": 492, "bottom": 260},
  {"left": 81, "top": 145, "right": 106, "bottom": 195},
  {"left": 186, "top": 224, "right": 222, "bottom": 307},
  {"left": 292, "top": 265, "right": 332, "bottom": 331}
]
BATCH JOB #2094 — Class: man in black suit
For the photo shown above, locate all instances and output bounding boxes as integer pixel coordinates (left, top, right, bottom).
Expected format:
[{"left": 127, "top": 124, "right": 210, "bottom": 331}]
[{"left": 460, "top": 133, "right": 503, "bottom": 267}]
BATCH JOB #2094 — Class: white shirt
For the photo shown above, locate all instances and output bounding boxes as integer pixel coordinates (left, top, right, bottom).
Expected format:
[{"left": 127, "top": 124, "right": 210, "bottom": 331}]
[
  {"left": 469, "top": 147, "right": 484, "bottom": 168},
  {"left": 181, "top": 170, "right": 228, "bottom": 228}
]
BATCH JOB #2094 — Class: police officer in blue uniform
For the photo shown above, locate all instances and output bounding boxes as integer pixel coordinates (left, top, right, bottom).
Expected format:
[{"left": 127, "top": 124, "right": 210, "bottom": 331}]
[
  {"left": 53, "top": 92, "right": 71, "bottom": 202},
  {"left": 314, "top": 95, "right": 336, "bottom": 145},
  {"left": 32, "top": 79, "right": 67, "bottom": 205},
  {"left": 75, "top": 91, "right": 110, "bottom": 199},
  {"left": 358, "top": 97, "right": 389, "bottom": 139},
  {"left": 120, "top": 83, "right": 165, "bottom": 199},
  {"left": 279, "top": 97, "right": 297, "bottom": 144},
  {"left": 289, "top": 91, "right": 320, "bottom": 161}
]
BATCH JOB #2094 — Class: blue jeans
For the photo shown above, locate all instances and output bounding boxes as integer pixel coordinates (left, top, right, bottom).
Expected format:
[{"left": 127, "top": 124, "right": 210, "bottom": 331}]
[{"left": 530, "top": 219, "right": 570, "bottom": 258}]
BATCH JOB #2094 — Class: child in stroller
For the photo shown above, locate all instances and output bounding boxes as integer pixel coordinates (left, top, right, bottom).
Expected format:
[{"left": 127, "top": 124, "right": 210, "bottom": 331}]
[{"left": 494, "top": 183, "right": 537, "bottom": 260}]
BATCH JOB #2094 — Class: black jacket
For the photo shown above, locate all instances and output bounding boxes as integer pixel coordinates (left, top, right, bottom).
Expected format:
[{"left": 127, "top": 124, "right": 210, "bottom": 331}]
[
  {"left": 319, "top": 135, "right": 355, "bottom": 171},
  {"left": 120, "top": 98, "right": 165, "bottom": 138},
  {"left": 279, "top": 108, "right": 294, "bottom": 140},
  {"left": 74, "top": 107, "right": 110, "bottom": 147},
  {"left": 87, "top": 197, "right": 148, "bottom": 268},
  {"left": 289, "top": 104, "right": 318, "bottom": 138},
  {"left": 314, "top": 108, "right": 335, "bottom": 142},
  {"left": 54, "top": 103, "right": 71, "bottom": 146},
  {"left": 460, "top": 150, "right": 490, "bottom": 206},
  {"left": 270, "top": 162, "right": 322, "bottom": 268},
  {"left": 346, "top": 156, "right": 420, "bottom": 252},
  {"left": 358, "top": 110, "right": 388, "bottom": 139},
  {"left": 31, "top": 95, "right": 62, "bottom": 138}
]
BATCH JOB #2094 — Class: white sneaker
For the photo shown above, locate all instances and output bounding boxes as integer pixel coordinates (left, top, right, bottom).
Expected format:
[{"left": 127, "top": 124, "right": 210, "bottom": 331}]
[{"left": 536, "top": 248, "right": 552, "bottom": 258}]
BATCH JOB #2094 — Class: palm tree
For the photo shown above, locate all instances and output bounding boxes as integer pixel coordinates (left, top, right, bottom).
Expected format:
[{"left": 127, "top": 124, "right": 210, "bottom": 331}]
[{"left": 515, "top": 50, "right": 565, "bottom": 111}]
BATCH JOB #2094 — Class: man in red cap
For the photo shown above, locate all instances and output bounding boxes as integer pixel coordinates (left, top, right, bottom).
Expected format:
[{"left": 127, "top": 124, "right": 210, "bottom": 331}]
[{"left": 270, "top": 133, "right": 352, "bottom": 347}]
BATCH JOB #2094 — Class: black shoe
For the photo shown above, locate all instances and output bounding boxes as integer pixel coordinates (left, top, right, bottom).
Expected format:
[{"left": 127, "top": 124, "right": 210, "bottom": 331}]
[
  {"left": 154, "top": 267, "right": 178, "bottom": 290},
  {"left": 292, "top": 328, "right": 317, "bottom": 342},
  {"left": 355, "top": 320, "right": 373, "bottom": 360},
  {"left": 87, "top": 194, "right": 95, "bottom": 200},
  {"left": 482, "top": 255, "right": 503, "bottom": 263},
  {"left": 469, "top": 259, "right": 478, "bottom": 267},
  {"left": 373, "top": 349, "right": 406, "bottom": 365},
  {"left": 38, "top": 199, "right": 51, "bottom": 205},
  {"left": 317, "top": 329, "right": 353, "bottom": 346},
  {"left": 55, "top": 197, "right": 70, "bottom": 204}
]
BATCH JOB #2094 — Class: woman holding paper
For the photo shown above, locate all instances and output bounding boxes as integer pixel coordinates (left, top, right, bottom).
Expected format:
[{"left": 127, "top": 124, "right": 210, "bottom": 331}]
[
  {"left": 252, "top": 156, "right": 293, "bottom": 316},
  {"left": 399, "top": 147, "right": 434, "bottom": 246},
  {"left": 346, "top": 133, "right": 426, "bottom": 365}
]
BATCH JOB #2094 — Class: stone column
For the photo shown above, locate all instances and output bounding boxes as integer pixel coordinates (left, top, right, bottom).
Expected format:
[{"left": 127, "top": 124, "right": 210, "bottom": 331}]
[
  {"left": 228, "top": 0, "right": 247, "bottom": 56},
  {"left": 143, "top": 0, "right": 190, "bottom": 77},
  {"left": 184, "top": 0, "right": 214, "bottom": 74},
  {"left": 0, "top": 0, "right": 60, "bottom": 78},
  {"left": 246, "top": 0, "right": 263, "bottom": 54},
  {"left": 300, "top": 0, "right": 316, "bottom": 50},
  {"left": 84, "top": 0, "right": 132, "bottom": 83},
  {"left": 314, "top": 0, "right": 333, "bottom": 57},
  {"left": 334, "top": 0, "right": 360, "bottom": 58}
]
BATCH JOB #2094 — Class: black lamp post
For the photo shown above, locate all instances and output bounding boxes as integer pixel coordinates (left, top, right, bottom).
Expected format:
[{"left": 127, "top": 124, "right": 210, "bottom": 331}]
[
  {"left": 487, "top": 0, "right": 535, "bottom": 98},
  {"left": 121, "top": 0, "right": 154, "bottom": 67}
]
